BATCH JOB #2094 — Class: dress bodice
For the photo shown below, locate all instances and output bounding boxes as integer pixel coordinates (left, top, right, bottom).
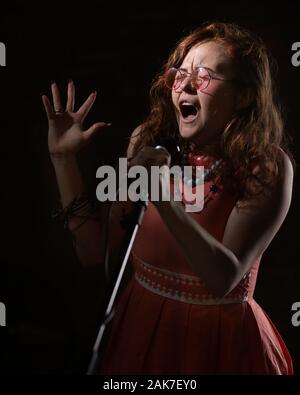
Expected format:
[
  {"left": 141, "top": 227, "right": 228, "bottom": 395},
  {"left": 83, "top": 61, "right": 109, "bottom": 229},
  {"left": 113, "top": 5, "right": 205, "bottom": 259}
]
[{"left": 132, "top": 154, "right": 261, "bottom": 304}]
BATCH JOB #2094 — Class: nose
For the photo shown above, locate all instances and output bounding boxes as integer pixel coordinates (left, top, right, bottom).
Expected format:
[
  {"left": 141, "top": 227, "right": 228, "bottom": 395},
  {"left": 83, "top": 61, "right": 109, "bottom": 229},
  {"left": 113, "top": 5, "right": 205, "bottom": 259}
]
[{"left": 179, "top": 75, "right": 197, "bottom": 95}]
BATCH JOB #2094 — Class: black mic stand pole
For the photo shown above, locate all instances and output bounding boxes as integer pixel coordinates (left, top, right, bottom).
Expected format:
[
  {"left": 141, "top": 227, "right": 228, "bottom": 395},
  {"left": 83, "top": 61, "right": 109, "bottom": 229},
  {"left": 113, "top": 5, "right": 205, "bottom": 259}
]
[
  {"left": 86, "top": 142, "right": 178, "bottom": 375},
  {"left": 86, "top": 199, "right": 148, "bottom": 375}
]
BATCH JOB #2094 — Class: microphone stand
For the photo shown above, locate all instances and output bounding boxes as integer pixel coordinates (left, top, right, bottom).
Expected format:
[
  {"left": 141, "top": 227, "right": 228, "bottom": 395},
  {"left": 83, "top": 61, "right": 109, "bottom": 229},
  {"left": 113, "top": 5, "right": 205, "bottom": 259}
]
[
  {"left": 87, "top": 138, "right": 180, "bottom": 375},
  {"left": 86, "top": 199, "right": 148, "bottom": 375}
]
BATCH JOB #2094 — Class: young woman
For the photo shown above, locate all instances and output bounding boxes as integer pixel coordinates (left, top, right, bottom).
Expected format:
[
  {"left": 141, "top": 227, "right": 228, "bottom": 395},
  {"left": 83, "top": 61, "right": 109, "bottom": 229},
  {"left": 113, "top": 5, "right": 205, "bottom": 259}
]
[{"left": 42, "top": 22, "right": 294, "bottom": 374}]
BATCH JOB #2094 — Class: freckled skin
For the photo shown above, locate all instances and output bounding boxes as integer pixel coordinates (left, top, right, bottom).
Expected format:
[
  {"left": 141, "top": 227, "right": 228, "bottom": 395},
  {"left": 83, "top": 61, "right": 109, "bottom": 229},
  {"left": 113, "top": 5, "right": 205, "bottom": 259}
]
[{"left": 172, "top": 41, "right": 239, "bottom": 146}]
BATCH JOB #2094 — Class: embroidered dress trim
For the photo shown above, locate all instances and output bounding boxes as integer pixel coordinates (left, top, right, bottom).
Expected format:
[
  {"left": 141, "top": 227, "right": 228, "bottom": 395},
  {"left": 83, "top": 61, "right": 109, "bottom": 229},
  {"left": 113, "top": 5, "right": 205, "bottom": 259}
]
[{"left": 133, "top": 253, "right": 250, "bottom": 305}]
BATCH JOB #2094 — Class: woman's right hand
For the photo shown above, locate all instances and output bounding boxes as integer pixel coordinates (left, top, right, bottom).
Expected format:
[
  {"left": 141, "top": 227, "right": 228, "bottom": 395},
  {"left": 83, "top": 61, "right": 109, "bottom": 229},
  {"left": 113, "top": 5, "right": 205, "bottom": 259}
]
[{"left": 42, "top": 80, "right": 110, "bottom": 159}]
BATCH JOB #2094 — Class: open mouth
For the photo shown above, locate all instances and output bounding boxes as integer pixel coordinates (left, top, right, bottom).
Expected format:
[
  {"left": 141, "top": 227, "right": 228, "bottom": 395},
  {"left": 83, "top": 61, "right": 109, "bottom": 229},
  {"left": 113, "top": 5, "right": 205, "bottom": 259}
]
[{"left": 179, "top": 101, "right": 199, "bottom": 121}]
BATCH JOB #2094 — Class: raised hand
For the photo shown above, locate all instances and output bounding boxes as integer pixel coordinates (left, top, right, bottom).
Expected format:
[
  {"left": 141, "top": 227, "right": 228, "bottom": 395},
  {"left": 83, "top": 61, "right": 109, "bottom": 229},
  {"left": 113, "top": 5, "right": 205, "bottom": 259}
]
[{"left": 42, "top": 80, "right": 110, "bottom": 158}]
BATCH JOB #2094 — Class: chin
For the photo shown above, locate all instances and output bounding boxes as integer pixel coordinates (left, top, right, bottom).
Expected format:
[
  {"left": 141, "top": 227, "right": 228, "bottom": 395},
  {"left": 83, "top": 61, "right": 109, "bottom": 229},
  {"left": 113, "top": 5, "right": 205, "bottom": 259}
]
[{"left": 179, "top": 123, "right": 202, "bottom": 141}]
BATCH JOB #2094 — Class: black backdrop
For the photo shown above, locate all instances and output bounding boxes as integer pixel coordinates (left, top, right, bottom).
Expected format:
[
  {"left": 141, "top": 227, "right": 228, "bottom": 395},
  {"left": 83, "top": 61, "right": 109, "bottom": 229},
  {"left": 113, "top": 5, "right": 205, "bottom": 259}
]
[{"left": 0, "top": 0, "right": 299, "bottom": 375}]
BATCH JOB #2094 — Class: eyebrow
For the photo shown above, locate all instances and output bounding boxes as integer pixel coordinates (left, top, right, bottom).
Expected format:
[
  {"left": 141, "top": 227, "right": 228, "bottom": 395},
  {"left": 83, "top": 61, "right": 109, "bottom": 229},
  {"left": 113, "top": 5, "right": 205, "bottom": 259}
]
[{"left": 179, "top": 65, "right": 217, "bottom": 75}]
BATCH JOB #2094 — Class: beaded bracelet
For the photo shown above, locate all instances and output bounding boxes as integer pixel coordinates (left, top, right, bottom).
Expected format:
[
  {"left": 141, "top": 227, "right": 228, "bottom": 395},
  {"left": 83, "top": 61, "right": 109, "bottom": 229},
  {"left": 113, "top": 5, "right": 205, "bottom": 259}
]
[{"left": 52, "top": 192, "right": 95, "bottom": 230}]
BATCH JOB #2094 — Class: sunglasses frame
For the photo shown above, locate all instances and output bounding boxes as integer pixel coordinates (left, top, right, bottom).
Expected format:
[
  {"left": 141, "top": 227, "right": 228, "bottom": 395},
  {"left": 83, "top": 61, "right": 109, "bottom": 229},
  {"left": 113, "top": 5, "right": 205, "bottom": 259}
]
[{"left": 164, "top": 66, "right": 231, "bottom": 92}]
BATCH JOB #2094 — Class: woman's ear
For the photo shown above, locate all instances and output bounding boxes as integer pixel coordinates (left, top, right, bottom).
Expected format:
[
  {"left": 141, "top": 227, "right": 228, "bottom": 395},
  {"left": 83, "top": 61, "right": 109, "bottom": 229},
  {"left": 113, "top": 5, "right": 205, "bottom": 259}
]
[{"left": 235, "top": 88, "right": 254, "bottom": 111}]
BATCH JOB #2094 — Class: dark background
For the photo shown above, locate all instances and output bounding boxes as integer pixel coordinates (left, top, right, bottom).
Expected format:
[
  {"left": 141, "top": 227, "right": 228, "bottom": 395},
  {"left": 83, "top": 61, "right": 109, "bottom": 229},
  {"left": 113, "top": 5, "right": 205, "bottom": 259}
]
[{"left": 0, "top": 0, "right": 299, "bottom": 374}]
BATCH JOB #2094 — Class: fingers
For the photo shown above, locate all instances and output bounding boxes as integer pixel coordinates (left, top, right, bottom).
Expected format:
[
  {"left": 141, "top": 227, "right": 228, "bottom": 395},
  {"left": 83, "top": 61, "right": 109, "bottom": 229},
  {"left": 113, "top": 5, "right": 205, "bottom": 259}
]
[
  {"left": 51, "top": 81, "right": 64, "bottom": 112},
  {"left": 66, "top": 80, "right": 75, "bottom": 112},
  {"left": 83, "top": 122, "right": 111, "bottom": 142},
  {"left": 154, "top": 146, "right": 171, "bottom": 165},
  {"left": 77, "top": 91, "right": 97, "bottom": 122},
  {"left": 41, "top": 95, "right": 55, "bottom": 120},
  {"left": 144, "top": 146, "right": 170, "bottom": 166},
  {"left": 129, "top": 147, "right": 170, "bottom": 169},
  {"left": 45, "top": 81, "right": 98, "bottom": 123}
]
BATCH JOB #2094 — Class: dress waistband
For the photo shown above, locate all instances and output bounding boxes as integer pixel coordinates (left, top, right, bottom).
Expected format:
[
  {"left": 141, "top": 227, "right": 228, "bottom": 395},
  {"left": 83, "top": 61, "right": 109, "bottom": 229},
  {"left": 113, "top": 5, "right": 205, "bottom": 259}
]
[{"left": 132, "top": 253, "right": 250, "bottom": 305}]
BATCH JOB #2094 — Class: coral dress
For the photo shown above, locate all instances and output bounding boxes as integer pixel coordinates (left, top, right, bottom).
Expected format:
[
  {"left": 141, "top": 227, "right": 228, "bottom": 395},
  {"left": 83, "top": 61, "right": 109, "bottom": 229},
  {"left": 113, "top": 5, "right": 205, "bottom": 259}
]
[{"left": 99, "top": 155, "right": 293, "bottom": 375}]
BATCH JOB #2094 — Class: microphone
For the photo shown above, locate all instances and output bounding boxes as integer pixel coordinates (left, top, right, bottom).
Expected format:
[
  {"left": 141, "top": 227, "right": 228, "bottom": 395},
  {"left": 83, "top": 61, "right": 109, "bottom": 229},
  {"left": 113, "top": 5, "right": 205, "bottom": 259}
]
[
  {"left": 118, "top": 137, "right": 180, "bottom": 230},
  {"left": 152, "top": 136, "right": 181, "bottom": 166},
  {"left": 120, "top": 137, "right": 180, "bottom": 199}
]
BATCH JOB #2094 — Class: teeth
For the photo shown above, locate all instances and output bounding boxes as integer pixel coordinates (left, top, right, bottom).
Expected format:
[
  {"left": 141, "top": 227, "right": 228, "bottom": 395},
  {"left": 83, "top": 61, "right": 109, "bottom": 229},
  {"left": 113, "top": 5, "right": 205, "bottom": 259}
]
[{"left": 180, "top": 101, "right": 198, "bottom": 108}]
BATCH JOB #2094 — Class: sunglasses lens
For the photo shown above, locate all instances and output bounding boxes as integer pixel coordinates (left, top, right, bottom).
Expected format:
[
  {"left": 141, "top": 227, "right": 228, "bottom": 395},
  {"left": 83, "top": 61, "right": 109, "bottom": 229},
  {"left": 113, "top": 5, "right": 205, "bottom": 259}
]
[
  {"left": 195, "top": 67, "right": 210, "bottom": 91},
  {"left": 165, "top": 68, "right": 180, "bottom": 89}
]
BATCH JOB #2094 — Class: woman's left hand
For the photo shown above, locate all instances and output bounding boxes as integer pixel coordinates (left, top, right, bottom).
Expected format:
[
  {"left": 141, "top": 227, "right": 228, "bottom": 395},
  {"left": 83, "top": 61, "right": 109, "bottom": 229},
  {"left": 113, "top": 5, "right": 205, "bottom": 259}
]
[
  {"left": 129, "top": 146, "right": 170, "bottom": 168},
  {"left": 128, "top": 146, "right": 171, "bottom": 202}
]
